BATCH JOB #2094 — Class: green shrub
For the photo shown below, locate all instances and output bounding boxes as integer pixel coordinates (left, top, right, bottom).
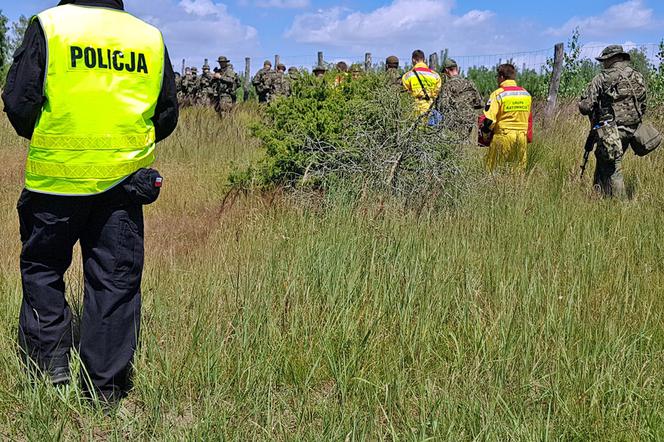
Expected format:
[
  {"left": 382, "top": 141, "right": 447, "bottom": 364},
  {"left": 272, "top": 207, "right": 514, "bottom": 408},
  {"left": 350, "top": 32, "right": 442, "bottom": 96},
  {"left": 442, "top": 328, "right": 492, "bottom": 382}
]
[{"left": 231, "top": 72, "right": 468, "bottom": 206}]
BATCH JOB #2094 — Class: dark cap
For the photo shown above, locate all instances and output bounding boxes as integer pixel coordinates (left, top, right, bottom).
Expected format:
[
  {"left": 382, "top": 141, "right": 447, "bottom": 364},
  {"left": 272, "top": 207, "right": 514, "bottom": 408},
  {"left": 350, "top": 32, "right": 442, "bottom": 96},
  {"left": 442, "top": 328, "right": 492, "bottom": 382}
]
[
  {"left": 385, "top": 55, "right": 399, "bottom": 66},
  {"left": 277, "top": 63, "right": 286, "bottom": 71},
  {"left": 596, "top": 45, "right": 631, "bottom": 61},
  {"left": 218, "top": 56, "right": 230, "bottom": 63}
]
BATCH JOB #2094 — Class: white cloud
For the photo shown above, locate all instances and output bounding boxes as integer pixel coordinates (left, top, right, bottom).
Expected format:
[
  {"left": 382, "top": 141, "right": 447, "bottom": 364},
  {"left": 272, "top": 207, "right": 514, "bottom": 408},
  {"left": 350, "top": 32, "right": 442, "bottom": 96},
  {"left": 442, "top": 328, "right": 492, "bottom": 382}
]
[
  {"left": 546, "top": 0, "right": 655, "bottom": 37},
  {"left": 255, "top": 0, "right": 309, "bottom": 8},
  {"left": 124, "top": 0, "right": 258, "bottom": 65},
  {"left": 179, "top": 0, "right": 224, "bottom": 16},
  {"left": 285, "top": 0, "right": 497, "bottom": 55}
]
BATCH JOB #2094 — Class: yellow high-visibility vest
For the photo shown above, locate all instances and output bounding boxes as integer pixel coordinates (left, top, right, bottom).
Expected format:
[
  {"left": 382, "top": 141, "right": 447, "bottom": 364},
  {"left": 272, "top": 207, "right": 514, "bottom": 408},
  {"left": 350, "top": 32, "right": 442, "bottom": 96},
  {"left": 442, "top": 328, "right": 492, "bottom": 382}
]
[{"left": 27, "top": 4, "right": 165, "bottom": 195}]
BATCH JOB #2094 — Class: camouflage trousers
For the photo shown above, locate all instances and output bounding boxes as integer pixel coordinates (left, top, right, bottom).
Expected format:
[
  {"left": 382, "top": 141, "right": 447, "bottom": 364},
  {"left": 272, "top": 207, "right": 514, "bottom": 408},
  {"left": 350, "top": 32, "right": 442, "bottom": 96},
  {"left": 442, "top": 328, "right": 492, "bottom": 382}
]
[
  {"left": 593, "top": 124, "right": 636, "bottom": 199},
  {"left": 214, "top": 95, "right": 234, "bottom": 115},
  {"left": 196, "top": 96, "right": 213, "bottom": 107}
]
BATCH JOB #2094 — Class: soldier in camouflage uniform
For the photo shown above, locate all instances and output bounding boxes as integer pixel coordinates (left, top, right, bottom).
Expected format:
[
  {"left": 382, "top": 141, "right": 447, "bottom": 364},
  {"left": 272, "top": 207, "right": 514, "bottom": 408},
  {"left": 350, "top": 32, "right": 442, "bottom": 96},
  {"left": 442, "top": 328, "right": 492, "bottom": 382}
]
[
  {"left": 253, "top": 60, "right": 276, "bottom": 103},
  {"left": 385, "top": 55, "right": 402, "bottom": 87},
  {"left": 196, "top": 63, "right": 215, "bottom": 107},
  {"left": 213, "top": 56, "right": 239, "bottom": 114},
  {"left": 436, "top": 59, "right": 483, "bottom": 137},
  {"left": 578, "top": 45, "right": 647, "bottom": 199},
  {"left": 227, "top": 64, "right": 243, "bottom": 104},
  {"left": 181, "top": 67, "right": 198, "bottom": 107},
  {"left": 350, "top": 64, "right": 363, "bottom": 80},
  {"left": 312, "top": 65, "right": 327, "bottom": 78},
  {"left": 175, "top": 70, "right": 183, "bottom": 102},
  {"left": 272, "top": 63, "right": 291, "bottom": 98}
]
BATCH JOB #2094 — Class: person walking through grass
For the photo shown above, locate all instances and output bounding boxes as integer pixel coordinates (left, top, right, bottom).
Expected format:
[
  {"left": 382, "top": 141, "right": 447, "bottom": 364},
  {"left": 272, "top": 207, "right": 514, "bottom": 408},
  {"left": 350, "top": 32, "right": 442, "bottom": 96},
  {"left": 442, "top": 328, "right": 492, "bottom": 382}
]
[
  {"left": 578, "top": 45, "right": 651, "bottom": 199},
  {"left": 2, "top": 0, "right": 178, "bottom": 409},
  {"left": 480, "top": 63, "right": 533, "bottom": 172}
]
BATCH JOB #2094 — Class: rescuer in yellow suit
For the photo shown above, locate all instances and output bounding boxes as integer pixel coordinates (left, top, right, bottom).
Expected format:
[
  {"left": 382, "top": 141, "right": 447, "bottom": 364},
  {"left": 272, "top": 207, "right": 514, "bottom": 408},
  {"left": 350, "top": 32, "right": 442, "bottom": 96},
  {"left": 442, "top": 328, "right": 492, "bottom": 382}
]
[
  {"left": 402, "top": 49, "right": 442, "bottom": 115},
  {"left": 480, "top": 64, "right": 533, "bottom": 172},
  {"left": 2, "top": 0, "right": 178, "bottom": 409}
]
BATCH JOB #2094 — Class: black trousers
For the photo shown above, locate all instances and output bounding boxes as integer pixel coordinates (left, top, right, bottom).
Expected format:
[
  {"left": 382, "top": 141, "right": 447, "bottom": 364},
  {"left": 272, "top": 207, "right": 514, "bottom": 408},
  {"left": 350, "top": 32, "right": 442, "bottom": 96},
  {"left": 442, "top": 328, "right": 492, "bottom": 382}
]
[{"left": 17, "top": 184, "right": 144, "bottom": 398}]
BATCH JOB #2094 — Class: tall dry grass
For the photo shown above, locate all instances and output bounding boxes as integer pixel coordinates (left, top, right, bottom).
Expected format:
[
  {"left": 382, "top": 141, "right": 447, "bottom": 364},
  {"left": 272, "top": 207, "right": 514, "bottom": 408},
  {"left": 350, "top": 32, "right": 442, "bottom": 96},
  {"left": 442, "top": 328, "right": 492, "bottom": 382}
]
[{"left": 0, "top": 104, "right": 663, "bottom": 440}]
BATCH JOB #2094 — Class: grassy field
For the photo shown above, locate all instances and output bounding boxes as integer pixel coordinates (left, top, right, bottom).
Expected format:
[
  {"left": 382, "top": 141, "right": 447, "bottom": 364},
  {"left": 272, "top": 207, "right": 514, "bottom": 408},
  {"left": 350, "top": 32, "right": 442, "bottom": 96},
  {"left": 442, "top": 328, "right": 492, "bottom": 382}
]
[{"left": 1, "top": 104, "right": 664, "bottom": 440}]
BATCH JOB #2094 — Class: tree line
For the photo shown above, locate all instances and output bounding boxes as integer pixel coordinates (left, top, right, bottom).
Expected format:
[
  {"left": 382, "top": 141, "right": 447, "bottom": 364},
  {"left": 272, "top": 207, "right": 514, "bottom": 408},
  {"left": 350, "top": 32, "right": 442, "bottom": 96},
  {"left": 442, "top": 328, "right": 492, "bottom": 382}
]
[{"left": 0, "top": 11, "right": 29, "bottom": 85}]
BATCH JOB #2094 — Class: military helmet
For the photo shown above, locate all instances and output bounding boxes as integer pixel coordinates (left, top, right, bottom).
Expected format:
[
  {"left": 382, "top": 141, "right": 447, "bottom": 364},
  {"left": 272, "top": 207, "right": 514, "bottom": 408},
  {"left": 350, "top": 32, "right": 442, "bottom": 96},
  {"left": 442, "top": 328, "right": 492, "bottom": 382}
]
[
  {"left": 596, "top": 45, "right": 631, "bottom": 62},
  {"left": 263, "top": 60, "right": 272, "bottom": 68},
  {"left": 218, "top": 56, "right": 230, "bottom": 63},
  {"left": 277, "top": 63, "right": 286, "bottom": 72},
  {"left": 385, "top": 55, "right": 399, "bottom": 67},
  {"left": 191, "top": 67, "right": 198, "bottom": 73},
  {"left": 288, "top": 67, "right": 299, "bottom": 74},
  {"left": 350, "top": 64, "right": 362, "bottom": 73},
  {"left": 336, "top": 61, "right": 349, "bottom": 72},
  {"left": 442, "top": 58, "right": 458, "bottom": 70},
  {"left": 312, "top": 65, "right": 326, "bottom": 73}
]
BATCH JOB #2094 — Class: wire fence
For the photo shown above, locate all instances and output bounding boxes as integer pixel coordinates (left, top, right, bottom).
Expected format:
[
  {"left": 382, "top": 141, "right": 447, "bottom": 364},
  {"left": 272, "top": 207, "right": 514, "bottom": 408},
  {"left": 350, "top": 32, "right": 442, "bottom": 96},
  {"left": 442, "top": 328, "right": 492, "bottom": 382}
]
[{"left": 180, "top": 43, "right": 663, "bottom": 76}]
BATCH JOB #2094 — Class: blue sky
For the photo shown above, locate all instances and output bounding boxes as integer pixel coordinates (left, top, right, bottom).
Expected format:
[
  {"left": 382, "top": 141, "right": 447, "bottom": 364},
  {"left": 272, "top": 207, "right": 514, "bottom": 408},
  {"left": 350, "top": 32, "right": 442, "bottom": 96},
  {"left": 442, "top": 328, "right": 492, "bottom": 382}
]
[{"left": 3, "top": 0, "right": 663, "bottom": 71}]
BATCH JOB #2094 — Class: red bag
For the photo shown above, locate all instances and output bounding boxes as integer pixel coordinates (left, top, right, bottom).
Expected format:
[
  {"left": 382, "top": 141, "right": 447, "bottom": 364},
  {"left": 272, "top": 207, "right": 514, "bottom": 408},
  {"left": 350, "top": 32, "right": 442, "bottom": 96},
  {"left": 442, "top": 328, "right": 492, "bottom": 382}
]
[
  {"left": 478, "top": 115, "right": 492, "bottom": 147},
  {"left": 527, "top": 112, "right": 533, "bottom": 143}
]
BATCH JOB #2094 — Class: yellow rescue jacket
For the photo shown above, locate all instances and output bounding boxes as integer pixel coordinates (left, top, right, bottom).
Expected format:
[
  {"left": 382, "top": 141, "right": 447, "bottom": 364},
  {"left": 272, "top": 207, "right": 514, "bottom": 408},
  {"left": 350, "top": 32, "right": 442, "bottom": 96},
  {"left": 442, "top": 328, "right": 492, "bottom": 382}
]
[
  {"left": 402, "top": 62, "right": 442, "bottom": 114},
  {"left": 27, "top": 4, "right": 165, "bottom": 195},
  {"left": 484, "top": 80, "right": 533, "bottom": 138}
]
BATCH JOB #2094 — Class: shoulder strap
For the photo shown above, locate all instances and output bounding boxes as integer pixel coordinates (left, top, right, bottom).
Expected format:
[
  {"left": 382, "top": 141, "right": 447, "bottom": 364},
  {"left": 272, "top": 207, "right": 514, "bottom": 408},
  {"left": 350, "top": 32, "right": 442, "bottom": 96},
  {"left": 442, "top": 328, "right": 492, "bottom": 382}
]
[
  {"left": 412, "top": 69, "right": 431, "bottom": 101},
  {"left": 623, "top": 68, "right": 644, "bottom": 120}
]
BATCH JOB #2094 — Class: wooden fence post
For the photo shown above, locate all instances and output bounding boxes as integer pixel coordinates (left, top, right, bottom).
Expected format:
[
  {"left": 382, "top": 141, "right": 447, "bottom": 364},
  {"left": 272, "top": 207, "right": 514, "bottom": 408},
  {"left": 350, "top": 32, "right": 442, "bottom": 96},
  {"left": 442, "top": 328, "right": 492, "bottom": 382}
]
[
  {"left": 545, "top": 42, "right": 565, "bottom": 119},
  {"left": 430, "top": 52, "right": 439, "bottom": 70},
  {"left": 244, "top": 57, "right": 251, "bottom": 102},
  {"left": 364, "top": 52, "right": 372, "bottom": 72},
  {"left": 317, "top": 51, "right": 324, "bottom": 67},
  {"left": 181, "top": 59, "right": 185, "bottom": 74},
  {"left": 275, "top": 55, "right": 280, "bottom": 68}
]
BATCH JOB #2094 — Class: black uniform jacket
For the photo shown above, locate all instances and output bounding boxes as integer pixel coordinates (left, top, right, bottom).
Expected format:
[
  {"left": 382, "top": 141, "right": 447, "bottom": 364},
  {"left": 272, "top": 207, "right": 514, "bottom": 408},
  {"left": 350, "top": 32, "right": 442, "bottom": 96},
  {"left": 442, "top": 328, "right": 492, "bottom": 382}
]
[{"left": 2, "top": 0, "right": 178, "bottom": 142}]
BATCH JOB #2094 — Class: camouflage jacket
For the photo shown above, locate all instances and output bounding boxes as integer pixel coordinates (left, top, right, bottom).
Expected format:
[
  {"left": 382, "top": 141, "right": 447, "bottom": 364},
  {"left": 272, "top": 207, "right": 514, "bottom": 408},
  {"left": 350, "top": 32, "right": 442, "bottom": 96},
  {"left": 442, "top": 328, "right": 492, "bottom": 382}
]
[
  {"left": 272, "top": 72, "right": 291, "bottom": 97},
  {"left": 252, "top": 68, "right": 276, "bottom": 95},
  {"left": 438, "top": 75, "right": 483, "bottom": 110},
  {"left": 197, "top": 73, "right": 215, "bottom": 97},
  {"left": 579, "top": 61, "right": 647, "bottom": 127},
  {"left": 386, "top": 68, "right": 403, "bottom": 87},
  {"left": 182, "top": 75, "right": 198, "bottom": 95},
  {"left": 213, "top": 68, "right": 241, "bottom": 96}
]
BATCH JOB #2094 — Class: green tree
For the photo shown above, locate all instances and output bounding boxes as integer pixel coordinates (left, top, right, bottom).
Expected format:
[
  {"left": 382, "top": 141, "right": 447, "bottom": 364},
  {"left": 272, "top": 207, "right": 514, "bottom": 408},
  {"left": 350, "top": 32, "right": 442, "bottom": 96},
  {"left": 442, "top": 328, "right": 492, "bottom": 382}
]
[
  {"left": 0, "top": 9, "right": 8, "bottom": 69},
  {"left": 8, "top": 15, "right": 29, "bottom": 57}
]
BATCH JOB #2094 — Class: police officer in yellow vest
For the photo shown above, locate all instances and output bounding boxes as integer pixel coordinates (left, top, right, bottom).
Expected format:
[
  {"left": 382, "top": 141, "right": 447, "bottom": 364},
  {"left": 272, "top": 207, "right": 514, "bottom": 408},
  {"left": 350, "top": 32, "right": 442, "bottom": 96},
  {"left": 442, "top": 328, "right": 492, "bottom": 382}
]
[{"left": 2, "top": 0, "right": 178, "bottom": 406}]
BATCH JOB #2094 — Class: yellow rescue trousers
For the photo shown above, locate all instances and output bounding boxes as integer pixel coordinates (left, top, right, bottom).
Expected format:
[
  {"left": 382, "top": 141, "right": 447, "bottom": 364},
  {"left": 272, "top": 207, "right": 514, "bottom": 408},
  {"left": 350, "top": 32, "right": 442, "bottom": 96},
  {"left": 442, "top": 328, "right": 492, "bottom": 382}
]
[{"left": 485, "top": 130, "right": 528, "bottom": 172}]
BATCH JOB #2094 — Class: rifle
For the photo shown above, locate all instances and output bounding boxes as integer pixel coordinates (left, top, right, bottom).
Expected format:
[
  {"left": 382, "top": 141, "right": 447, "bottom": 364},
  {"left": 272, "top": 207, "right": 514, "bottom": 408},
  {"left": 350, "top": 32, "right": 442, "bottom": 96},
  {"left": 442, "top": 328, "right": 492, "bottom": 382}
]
[
  {"left": 580, "top": 126, "right": 596, "bottom": 178},
  {"left": 580, "top": 113, "right": 601, "bottom": 178}
]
